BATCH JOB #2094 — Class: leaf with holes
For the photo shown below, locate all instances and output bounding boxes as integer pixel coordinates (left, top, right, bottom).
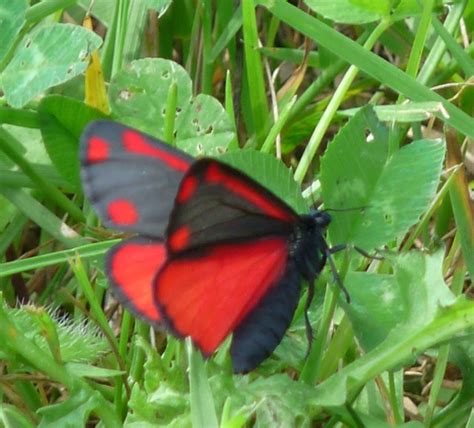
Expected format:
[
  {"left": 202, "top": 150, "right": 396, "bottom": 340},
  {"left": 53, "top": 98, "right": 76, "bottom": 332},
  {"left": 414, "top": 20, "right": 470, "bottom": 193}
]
[
  {"left": 321, "top": 105, "right": 445, "bottom": 250},
  {"left": 109, "top": 58, "right": 193, "bottom": 139},
  {"left": 175, "top": 94, "right": 235, "bottom": 156},
  {"left": 109, "top": 58, "right": 235, "bottom": 156},
  {"left": 1, "top": 24, "right": 102, "bottom": 108}
]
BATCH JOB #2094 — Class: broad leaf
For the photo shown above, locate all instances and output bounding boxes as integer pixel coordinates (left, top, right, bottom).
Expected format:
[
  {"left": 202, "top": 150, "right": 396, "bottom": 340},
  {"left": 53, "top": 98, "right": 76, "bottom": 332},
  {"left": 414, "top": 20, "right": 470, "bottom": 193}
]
[
  {"left": 0, "top": 0, "right": 27, "bottom": 63},
  {"left": 304, "top": 0, "right": 389, "bottom": 24},
  {"left": 109, "top": 58, "right": 193, "bottom": 139},
  {"left": 2, "top": 24, "right": 102, "bottom": 108},
  {"left": 176, "top": 94, "right": 235, "bottom": 157},
  {"left": 39, "top": 95, "right": 108, "bottom": 189},
  {"left": 110, "top": 58, "right": 235, "bottom": 156},
  {"left": 321, "top": 106, "right": 445, "bottom": 250}
]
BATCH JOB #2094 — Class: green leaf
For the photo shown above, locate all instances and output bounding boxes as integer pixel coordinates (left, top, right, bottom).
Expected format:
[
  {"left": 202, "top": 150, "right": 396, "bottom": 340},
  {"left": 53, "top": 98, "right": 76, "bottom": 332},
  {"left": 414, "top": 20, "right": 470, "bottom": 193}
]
[
  {"left": 37, "top": 386, "right": 103, "bottom": 428},
  {"left": 0, "top": 0, "right": 28, "bottom": 63},
  {"left": 218, "top": 150, "right": 308, "bottom": 214},
  {"left": 391, "top": 0, "right": 422, "bottom": 20},
  {"left": 304, "top": 0, "right": 389, "bottom": 24},
  {"left": 0, "top": 239, "right": 118, "bottom": 278},
  {"left": 6, "top": 306, "right": 109, "bottom": 364},
  {"left": 38, "top": 95, "right": 108, "bottom": 189},
  {"left": 77, "top": 0, "right": 114, "bottom": 26},
  {"left": 1, "top": 24, "right": 102, "bottom": 108},
  {"left": 263, "top": 0, "right": 474, "bottom": 140},
  {"left": 176, "top": 94, "right": 235, "bottom": 156},
  {"left": 110, "top": 58, "right": 235, "bottom": 156},
  {"left": 440, "top": 342, "right": 474, "bottom": 426},
  {"left": 109, "top": 58, "right": 193, "bottom": 139},
  {"left": 0, "top": 187, "right": 85, "bottom": 248},
  {"left": 125, "top": 338, "right": 190, "bottom": 427},
  {"left": 321, "top": 106, "right": 445, "bottom": 249},
  {"left": 341, "top": 101, "right": 453, "bottom": 123},
  {"left": 236, "top": 375, "right": 314, "bottom": 427},
  {"left": 66, "top": 363, "right": 124, "bottom": 378},
  {"left": 312, "top": 295, "right": 473, "bottom": 408},
  {"left": 145, "top": 0, "right": 172, "bottom": 16},
  {"left": 0, "top": 404, "right": 35, "bottom": 428},
  {"left": 242, "top": 0, "right": 270, "bottom": 143},
  {"left": 344, "top": 250, "right": 455, "bottom": 350},
  {"left": 188, "top": 341, "right": 219, "bottom": 428}
]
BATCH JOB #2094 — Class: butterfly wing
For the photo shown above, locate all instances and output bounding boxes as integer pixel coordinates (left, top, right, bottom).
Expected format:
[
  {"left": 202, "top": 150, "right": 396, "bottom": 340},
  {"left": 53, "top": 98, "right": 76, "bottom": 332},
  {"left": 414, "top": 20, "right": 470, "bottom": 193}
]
[
  {"left": 230, "top": 258, "right": 301, "bottom": 373},
  {"left": 155, "top": 159, "right": 302, "bottom": 371},
  {"left": 165, "top": 158, "right": 298, "bottom": 253},
  {"left": 80, "top": 120, "right": 193, "bottom": 237},
  {"left": 106, "top": 237, "right": 166, "bottom": 324},
  {"left": 154, "top": 238, "right": 295, "bottom": 361}
]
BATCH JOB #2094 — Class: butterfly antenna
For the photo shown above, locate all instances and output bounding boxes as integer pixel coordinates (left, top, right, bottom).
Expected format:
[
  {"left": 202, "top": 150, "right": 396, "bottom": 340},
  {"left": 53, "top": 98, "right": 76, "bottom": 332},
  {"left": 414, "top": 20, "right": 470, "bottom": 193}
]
[{"left": 324, "top": 205, "right": 369, "bottom": 213}]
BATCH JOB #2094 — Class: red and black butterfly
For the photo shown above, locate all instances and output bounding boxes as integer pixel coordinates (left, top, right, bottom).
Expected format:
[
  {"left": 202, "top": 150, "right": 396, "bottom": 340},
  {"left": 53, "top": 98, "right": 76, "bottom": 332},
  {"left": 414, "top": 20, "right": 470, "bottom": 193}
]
[{"left": 80, "top": 120, "right": 346, "bottom": 373}]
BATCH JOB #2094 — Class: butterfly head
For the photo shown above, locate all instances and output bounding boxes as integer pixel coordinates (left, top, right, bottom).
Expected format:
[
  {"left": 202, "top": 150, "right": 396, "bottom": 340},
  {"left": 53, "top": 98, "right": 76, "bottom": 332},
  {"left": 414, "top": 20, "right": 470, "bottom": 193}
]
[{"left": 309, "top": 210, "right": 331, "bottom": 229}]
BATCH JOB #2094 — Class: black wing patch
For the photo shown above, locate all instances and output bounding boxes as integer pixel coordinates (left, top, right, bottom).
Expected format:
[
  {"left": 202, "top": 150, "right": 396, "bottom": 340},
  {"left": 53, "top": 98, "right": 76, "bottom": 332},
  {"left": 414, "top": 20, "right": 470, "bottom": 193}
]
[
  {"left": 166, "top": 159, "right": 298, "bottom": 253},
  {"left": 230, "top": 259, "right": 301, "bottom": 373}
]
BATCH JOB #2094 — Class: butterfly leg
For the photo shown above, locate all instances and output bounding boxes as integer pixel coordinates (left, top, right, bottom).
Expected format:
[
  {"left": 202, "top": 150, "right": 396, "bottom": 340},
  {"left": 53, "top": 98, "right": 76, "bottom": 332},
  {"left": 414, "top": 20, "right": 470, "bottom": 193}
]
[
  {"left": 329, "top": 243, "right": 383, "bottom": 260},
  {"left": 324, "top": 247, "right": 351, "bottom": 303},
  {"left": 303, "top": 281, "right": 315, "bottom": 358},
  {"left": 325, "top": 244, "right": 383, "bottom": 303}
]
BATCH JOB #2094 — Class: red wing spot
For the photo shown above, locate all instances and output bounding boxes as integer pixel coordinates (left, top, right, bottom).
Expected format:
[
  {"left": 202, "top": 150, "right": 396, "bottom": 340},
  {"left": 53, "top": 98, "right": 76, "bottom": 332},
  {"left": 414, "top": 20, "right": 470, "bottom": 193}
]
[
  {"left": 122, "top": 129, "right": 189, "bottom": 172},
  {"left": 108, "top": 199, "right": 139, "bottom": 225},
  {"left": 177, "top": 176, "right": 199, "bottom": 203},
  {"left": 110, "top": 242, "right": 165, "bottom": 323},
  {"left": 205, "top": 163, "right": 294, "bottom": 222},
  {"left": 169, "top": 226, "right": 191, "bottom": 252},
  {"left": 87, "top": 136, "right": 109, "bottom": 163}
]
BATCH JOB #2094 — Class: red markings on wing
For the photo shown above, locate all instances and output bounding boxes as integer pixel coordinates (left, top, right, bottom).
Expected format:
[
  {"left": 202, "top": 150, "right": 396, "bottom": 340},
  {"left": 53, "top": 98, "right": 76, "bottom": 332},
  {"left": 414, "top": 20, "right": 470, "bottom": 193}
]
[
  {"left": 155, "top": 238, "right": 289, "bottom": 354},
  {"left": 108, "top": 199, "right": 139, "bottom": 225},
  {"left": 108, "top": 240, "right": 166, "bottom": 323},
  {"left": 87, "top": 136, "right": 109, "bottom": 163},
  {"left": 122, "top": 129, "right": 189, "bottom": 172},
  {"left": 168, "top": 226, "right": 191, "bottom": 252},
  {"left": 176, "top": 176, "right": 199, "bottom": 203},
  {"left": 204, "top": 163, "right": 294, "bottom": 222}
]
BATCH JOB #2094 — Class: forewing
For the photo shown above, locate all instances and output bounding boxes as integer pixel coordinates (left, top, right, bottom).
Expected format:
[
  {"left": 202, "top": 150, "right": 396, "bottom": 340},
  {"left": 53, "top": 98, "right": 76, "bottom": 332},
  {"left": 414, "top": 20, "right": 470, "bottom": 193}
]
[
  {"left": 154, "top": 238, "right": 290, "bottom": 355},
  {"left": 80, "top": 120, "right": 193, "bottom": 237},
  {"left": 166, "top": 159, "right": 298, "bottom": 253},
  {"left": 107, "top": 237, "right": 166, "bottom": 325}
]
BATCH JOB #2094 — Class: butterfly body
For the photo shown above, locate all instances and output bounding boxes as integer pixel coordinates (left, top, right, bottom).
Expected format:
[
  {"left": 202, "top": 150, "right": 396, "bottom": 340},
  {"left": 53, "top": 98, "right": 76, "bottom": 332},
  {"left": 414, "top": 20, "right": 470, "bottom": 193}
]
[
  {"left": 80, "top": 120, "right": 334, "bottom": 372},
  {"left": 290, "top": 211, "right": 332, "bottom": 284}
]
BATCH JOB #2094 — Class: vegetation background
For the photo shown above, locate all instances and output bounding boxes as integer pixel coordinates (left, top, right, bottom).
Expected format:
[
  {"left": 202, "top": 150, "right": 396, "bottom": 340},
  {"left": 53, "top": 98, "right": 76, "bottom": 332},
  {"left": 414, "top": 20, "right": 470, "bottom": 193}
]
[{"left": 0, "top": 0, "right": 473, "bottom": 426}]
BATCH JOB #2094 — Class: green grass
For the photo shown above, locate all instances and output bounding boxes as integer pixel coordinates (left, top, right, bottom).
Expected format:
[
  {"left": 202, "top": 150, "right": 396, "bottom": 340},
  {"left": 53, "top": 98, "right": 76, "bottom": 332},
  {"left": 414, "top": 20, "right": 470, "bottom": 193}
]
[{"left": 0, "top": 1, "right": 473, "bottom": 427}]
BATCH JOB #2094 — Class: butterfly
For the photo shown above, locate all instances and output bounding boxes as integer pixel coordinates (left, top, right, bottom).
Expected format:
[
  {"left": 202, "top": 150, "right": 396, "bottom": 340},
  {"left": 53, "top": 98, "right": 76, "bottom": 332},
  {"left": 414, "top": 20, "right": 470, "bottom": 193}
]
[{"left": 80, "top": 120, "right": 348, "bottom": 373}]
